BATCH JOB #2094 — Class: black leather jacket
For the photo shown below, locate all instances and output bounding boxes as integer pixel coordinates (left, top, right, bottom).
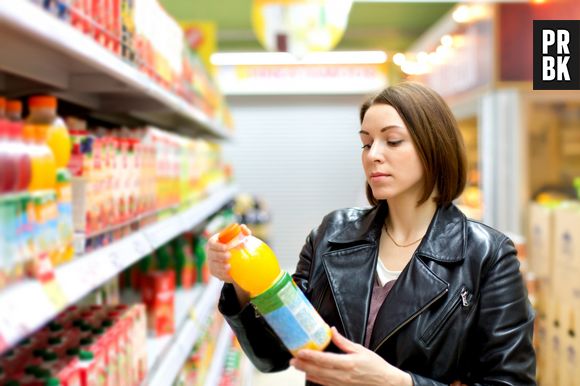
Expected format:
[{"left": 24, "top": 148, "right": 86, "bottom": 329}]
[{"left": 219, "top": 203, "right": 536, "bottom": 385}]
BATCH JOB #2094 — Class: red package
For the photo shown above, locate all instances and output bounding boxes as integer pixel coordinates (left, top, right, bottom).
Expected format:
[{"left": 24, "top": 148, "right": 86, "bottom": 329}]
[{"left": 141, "top": 271, "right": 175, "bottom": 337}]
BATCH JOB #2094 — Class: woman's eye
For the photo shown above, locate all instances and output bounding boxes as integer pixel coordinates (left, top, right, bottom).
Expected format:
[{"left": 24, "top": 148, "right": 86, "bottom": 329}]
[
  {"left": 387, "top": 140, "right": 403, "bottom": 146},
  {"left": 361, "top": 144, "right": 371, "bottom": 150}
]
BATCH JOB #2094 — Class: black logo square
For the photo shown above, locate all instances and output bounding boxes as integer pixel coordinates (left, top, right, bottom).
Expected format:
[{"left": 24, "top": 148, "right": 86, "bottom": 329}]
[{"left": 533, "top": 20, "right": 580, "bottom": 90}]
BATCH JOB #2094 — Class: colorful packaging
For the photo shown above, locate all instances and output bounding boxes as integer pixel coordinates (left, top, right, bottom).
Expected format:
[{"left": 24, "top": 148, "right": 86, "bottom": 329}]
[
  {"left": 218, "top": 224, "right": 331, "bottom": 355},
  {"left": 141, "top": 271, "right": 175, "bottom": 337}
]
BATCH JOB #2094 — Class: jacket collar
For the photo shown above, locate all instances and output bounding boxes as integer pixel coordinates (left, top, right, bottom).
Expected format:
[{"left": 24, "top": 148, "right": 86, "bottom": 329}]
[
  {"left": 322, "top": 202, "right": 467, "bottom": 346},
  {"left": 327, "top": 202, "right": 467, "bottom": 263}
]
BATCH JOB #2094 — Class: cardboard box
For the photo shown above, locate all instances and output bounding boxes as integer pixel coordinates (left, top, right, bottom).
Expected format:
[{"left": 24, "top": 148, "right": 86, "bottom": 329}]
[
  {"left": 558, "top": 303, "right": 577, "bottom": 386},
  {"left": 543, "top": 301, "right": 563, "bottom": 386},
  {"left": 554, "top": 204, "right": 580, "bottom": 271},
  {"left": 528, "top": 203, "right": 555, "bottom": 280},
  {"left": 535, "top": 309, "right": 549, "bottom": 383},
  {"left": 141, "top": 271, "right": 175, "bottom": 337}
]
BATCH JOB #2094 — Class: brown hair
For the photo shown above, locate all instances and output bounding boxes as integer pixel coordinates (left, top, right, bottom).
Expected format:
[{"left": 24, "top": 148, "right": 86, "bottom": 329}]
[{"left": 360, "top": 81, "right": 467, "bottom": 207}]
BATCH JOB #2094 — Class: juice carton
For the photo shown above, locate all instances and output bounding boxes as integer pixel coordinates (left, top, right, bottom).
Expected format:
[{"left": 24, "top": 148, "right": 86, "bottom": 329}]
[
  {"left": 141, "top": 271, "right": 175, "bottom": 337},
  {"left": 77, "top": 350, "right": 100, "bottom": 386}
]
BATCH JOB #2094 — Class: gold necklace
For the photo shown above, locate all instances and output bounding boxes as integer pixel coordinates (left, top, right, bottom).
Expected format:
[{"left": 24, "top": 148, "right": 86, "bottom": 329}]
[{"left": 384, "top": 224, "right": 424, "bottom": 248}]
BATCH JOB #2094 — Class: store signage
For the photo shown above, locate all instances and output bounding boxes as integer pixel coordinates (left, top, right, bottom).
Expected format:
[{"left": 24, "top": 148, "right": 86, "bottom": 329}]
[
  {"left": 533, "top": 20, "right": 580, "bottom": 90},
  {"left": 216, "top": 64, "right": 387, "bottom": 95}
]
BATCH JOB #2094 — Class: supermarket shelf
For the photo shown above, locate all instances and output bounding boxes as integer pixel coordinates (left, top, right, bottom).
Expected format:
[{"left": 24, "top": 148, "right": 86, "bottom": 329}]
[
  {"left": 204, "top": 321, "right": 234, "bottom": 386},
  {"left": 0, "top": 1, "right": 230, "bottom": 139},
  {"left": 0, "top": 186, "right": 237, "bottom": 353},
  {"left": 143, "top": 278, "right": 223, "bottom": 386},
  {"left": 144, "top": 183, "right": 238, "bottom": 249},
  {"left": 145, "top": 285, "right": 204, "bottom": 371}
]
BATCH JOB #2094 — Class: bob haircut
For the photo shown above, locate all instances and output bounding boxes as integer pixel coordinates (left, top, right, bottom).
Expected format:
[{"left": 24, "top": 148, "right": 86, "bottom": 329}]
[{"left": 360, "top": 82, "right": 467, "bottom": 207}]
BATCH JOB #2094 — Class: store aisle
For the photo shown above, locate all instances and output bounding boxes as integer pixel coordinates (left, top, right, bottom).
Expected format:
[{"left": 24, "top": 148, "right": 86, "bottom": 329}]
[{"left": 252, "top": 367, "right": 305, "bottom": 386}]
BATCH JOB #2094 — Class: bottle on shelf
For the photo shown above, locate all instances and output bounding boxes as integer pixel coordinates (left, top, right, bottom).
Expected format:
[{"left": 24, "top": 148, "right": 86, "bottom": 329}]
[
  {"left": 0, "top": 97, "right": 20, "bottom": 194},
  {"left": 26, "top": 96, "right": 71, "bottom": 170},
  {"left": 6, "top": 100, "right": 32, "bottom": 192},
  {"left": 25, "top": 98, "right": 58, "bottom": 192},
  {"left": 217, "top": 223, "right": 331, "bottom": 355}
]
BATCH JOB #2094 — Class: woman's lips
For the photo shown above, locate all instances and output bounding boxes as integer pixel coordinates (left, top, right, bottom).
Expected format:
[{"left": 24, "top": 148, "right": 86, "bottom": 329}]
[{"left": 370, "top": 173, "right": 391, "bottom": 180}]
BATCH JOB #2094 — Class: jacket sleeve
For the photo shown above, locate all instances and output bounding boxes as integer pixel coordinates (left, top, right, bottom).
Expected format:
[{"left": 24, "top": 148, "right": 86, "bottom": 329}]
[
  {"left": 410, "top": 237, "right": 537, "bottom": 386},
  {"left": 218, "top": 283, "right": 291, "bottom": 372},
  {"left": 217, "top": 230, "right": 317, "bottom": 373}
]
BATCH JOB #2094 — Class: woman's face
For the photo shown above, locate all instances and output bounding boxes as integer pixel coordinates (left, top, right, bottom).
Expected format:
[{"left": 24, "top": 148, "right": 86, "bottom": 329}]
[{"left": 360, "top": 104, "right": 424, "bottom": 202}]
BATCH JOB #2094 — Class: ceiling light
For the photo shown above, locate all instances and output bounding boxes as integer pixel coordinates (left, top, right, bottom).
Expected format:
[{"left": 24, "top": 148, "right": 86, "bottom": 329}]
[
  {"left": 393, "top": 53, "right": 406, "bottom": 66},
  {"left": 453, "top": 5, "right": 471, "bottom": 23},
  {"left": 417, "top": 51, "right": 429, "bottom": 64},
  {"left": 440, "top": 35, "right": 453, "bottom": 48},
  {"left": 210, "top": 51, "right": 388, "bottom": 66}
]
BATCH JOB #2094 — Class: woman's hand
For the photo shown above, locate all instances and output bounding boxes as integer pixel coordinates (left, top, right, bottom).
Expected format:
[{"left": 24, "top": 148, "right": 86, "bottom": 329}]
[
  {"left": 206, "top": 224, "right": 251, "bottom": 305},
  {"left": 290, "top": 327, "right": 413, "bottom": 386}
]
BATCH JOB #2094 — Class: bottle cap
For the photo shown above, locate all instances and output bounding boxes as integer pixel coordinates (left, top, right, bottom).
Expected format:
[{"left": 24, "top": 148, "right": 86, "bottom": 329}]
[
  {"left": 29, "top": 96, "right": 57, "bottom": 109},
  {"left": 101, "top": 320, "right": 113, "bottom": 328},
  {"left": 34, "top": 368, "right": 51, "bottom": 378},
  {"left": 57, "top": 169, "right": 71, "bottom": 183},
  {"left": 24, "top": 365, "right": 40, "bottom": 375},
  {"left": 7, "top": 100, "right": 22, "bottom": 115},
  {"left": 78, "top": 350, "right": 94, "bottom": 361},
  {"left": 48, "top": 322, "right": 62, "bottom": 332},
  {"left": 48, "top": 336, "right": 62, "bottom": 345},
  {"left": 43, "top": 351, "right": 58, "bottom": 361},
  {"left": 66, "top": 347, "right": 80, "bottom": 357},
  {"left": 218, "top": 223, "right": 241, "bottom": 244},
  {"left": 33, "top": 348, "right": 47, "bottom": 358},
  {"left": 79, "top": 337, "right": 93, "bottom": 346}
]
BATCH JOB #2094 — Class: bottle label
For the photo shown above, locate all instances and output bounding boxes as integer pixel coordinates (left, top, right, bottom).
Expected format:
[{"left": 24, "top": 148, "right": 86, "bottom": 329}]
[{"left": 252, "top": 272, "right": 330, "bottom": 353}]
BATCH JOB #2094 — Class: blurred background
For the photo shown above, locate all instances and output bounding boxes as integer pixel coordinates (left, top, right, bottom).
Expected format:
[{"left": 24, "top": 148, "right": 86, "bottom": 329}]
[{"left": 0, "top": 0, "right": 578, "bottom": 385}]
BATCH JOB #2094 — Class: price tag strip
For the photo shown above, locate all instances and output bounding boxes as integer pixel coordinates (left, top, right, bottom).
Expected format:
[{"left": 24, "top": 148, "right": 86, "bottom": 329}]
[{"left": 0, "top": 280, "right": 57, "bottom": 352}]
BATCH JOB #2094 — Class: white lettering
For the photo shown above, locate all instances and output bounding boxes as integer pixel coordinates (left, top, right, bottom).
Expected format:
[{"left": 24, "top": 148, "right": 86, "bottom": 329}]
[
  {"left": 557, "top": 30, "right": 570, "bottom": 54},
  {"left": 557, "top": 56, "right": 570, "bottom": 80},
  {"left": 543, "top": 56, "right": 556, "bottom": 80},
  {"left": 543, "top": 30, "right": 555, "bottom": 54}
]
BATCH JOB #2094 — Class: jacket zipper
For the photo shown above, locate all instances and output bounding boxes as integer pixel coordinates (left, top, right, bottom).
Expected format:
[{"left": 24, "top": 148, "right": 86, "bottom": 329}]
[
  {"left": 373, "top": 288, "right": 449, "bottom": 353},
  {"left": 421, "top": 286, "right": 468, "bottom": 346},
  {"left": 314, "top": 282, "right": 329, "bottom": 310}
]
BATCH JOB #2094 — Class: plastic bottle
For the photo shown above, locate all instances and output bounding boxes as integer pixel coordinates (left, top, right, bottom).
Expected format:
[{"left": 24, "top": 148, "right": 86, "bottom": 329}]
[
  {"left": 217, "top": 223, "right": 331, "bottom": 355},
  {"left": 26, "top": 123, "right": 57, "bottom": 191},
  {"left": 27, "top": 96, "right": 71, "bottom": 169},
  {"left": 0, "top": 98, "right": 19, "bottom": 194},
  {"left": 7, "top": 100, "right": 32, "bottom": 192}
]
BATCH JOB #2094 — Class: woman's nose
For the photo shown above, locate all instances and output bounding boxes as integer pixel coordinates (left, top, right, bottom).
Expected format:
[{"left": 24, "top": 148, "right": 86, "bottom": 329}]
[{"left": 367, "top": 142, "right": 384, "bottom": 162}]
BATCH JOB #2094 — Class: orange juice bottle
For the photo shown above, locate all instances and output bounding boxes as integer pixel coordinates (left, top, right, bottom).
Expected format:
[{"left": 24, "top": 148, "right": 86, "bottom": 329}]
[
  {"left": 25, "top": 123, "right": 57, "bottom": 191},
  {"left": 27, "top": 96, "right": 71, "bottom": 169},
  {"left": 218, "top": 223, "right": 331, "bottom": 355},
  {"left": 218, "top": 223, "right": 280, "bottom": 296},
  {"left": 25, "top": 125, "right": 56, "bottom": 192}
]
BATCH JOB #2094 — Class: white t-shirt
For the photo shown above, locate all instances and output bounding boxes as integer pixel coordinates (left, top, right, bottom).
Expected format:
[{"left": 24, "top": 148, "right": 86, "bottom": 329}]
[{"left": 376, "top": 258, "right": 402, "bottom": 286}]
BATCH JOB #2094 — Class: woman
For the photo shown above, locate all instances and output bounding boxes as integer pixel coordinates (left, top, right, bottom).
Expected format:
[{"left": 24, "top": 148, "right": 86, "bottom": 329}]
[{"left": 208, "top": 82, "right": 536, "bottom": 385}]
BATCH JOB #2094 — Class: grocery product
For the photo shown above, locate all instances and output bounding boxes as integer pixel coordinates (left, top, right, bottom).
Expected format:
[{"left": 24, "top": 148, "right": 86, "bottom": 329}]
[
  {"left": 27, "top": 96, "right": 71, "bottom": 170},
  {"left": 25, "top": 97, "right": 58, "bottom": 192},
  {"left": 6, "top": 100, "right": 32, "bottom": 192},
  {"left": 218, "top": 223, "right": 331, "bottom": 355},
  {"left": 140, "top": 271, "right": 175, "bottom": 337},
  {"left": 0, "top": 98, "right": 19, "bottom": 194},
  {"left": 0, "top": 303, "right": 147, "bottom": 386},
  {"left": 55, "top": 169, "right": 74, "bottom": 264}
]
